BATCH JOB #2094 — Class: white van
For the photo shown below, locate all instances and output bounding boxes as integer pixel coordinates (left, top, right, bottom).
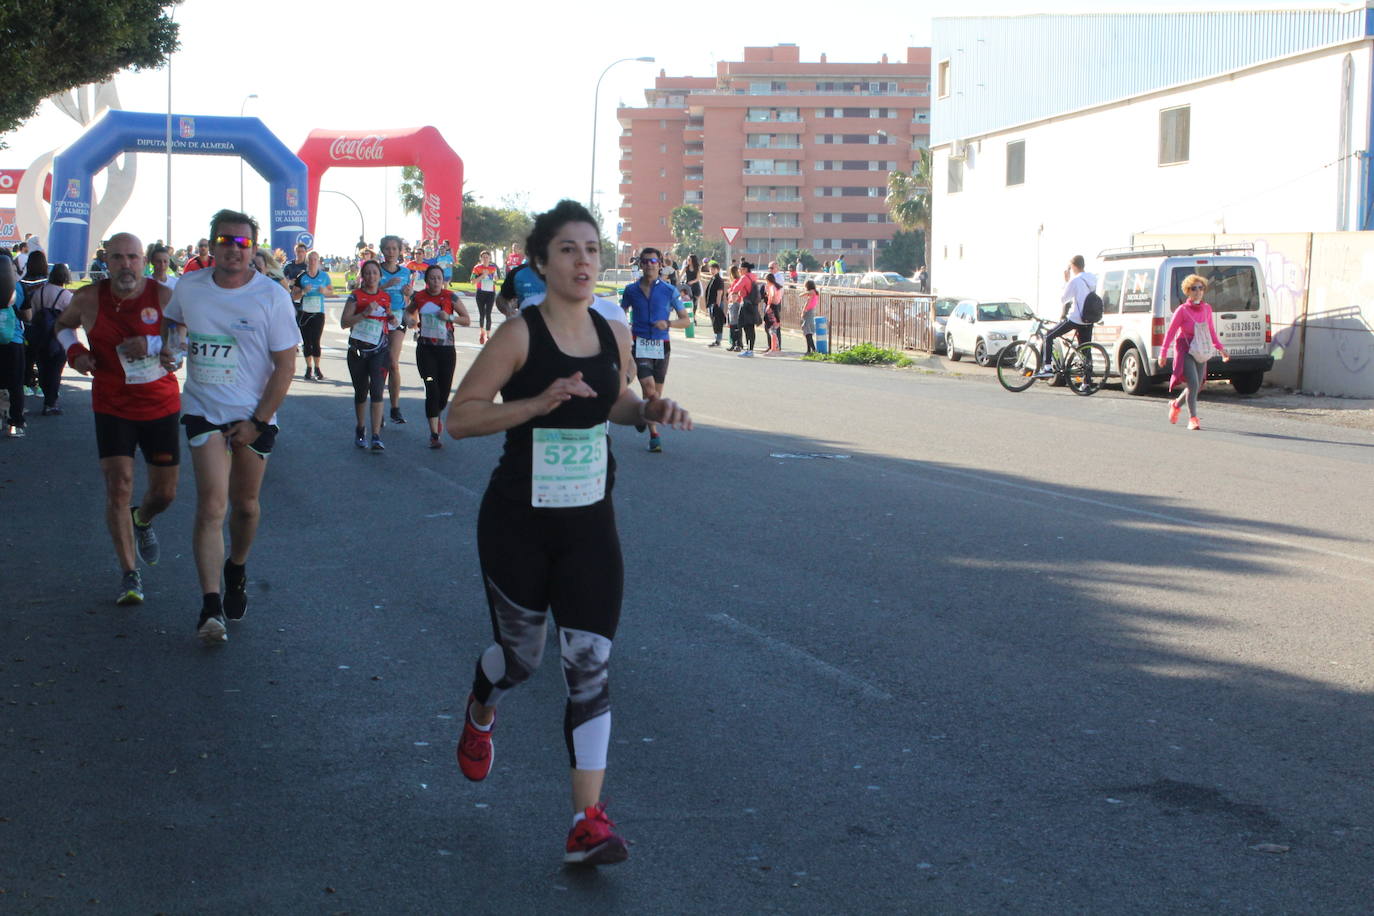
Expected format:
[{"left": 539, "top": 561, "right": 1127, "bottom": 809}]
[{"left": 1092, "top": 245, "right": 1274, "bottom": 395}]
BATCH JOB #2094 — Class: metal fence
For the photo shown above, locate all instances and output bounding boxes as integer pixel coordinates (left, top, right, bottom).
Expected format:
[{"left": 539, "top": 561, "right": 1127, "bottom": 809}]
[{"left": 781, "top": 287, "right": 937, "bottom": 352}]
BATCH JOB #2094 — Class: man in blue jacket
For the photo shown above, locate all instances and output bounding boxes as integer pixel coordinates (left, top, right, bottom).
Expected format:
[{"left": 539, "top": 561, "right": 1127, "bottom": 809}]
[{"left": 620, "top": 247, "right": 689, "bottom": 453}]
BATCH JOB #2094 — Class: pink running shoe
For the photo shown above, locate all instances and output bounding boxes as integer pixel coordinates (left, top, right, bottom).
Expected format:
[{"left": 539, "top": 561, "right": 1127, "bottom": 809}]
[
  {"left": 1168, "top": 401, "right": 1181, "bottom": 425},
  {"left": 455, "top": 695, "right": 494, "bottom": 782},
  {"left": 564, "top": 802, "right": 629, "bottom": 866},
  {"left": 1187, "top": 417, "right": 1201, "bottom": 430}
]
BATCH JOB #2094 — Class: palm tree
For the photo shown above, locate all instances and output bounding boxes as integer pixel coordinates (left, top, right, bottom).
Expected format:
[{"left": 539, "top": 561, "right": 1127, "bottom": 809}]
[
  {"left": 886, "top": 147, "right": 932, "bottom": 279},
  {"left": 398, "top": 166, "right": 424, "bottom": 216}
]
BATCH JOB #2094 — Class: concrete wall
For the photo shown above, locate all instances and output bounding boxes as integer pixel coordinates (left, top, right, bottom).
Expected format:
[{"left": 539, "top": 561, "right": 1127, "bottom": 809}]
[
  {"left": 931, "top": 42, "right": 1374, "bottom": 321},
  {"left": 1138, "top": 231, "right": 1374, "bottom": 397}
]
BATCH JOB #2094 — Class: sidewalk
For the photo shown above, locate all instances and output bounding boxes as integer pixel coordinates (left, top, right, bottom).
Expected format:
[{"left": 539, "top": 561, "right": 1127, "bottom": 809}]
[{"left": 670, "top": 315, "right": 1374, "bottom": 431}]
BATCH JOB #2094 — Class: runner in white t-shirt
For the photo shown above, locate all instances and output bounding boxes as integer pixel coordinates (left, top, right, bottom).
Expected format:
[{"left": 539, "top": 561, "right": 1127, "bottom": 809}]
[{"left": 161, "top": 209, "right": 301, "bottom": 646}]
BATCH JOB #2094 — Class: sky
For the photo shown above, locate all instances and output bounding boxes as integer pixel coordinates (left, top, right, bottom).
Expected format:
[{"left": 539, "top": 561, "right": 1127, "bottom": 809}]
[{"left": 0, "top": 0, "right": 1339, "bottom": 257}]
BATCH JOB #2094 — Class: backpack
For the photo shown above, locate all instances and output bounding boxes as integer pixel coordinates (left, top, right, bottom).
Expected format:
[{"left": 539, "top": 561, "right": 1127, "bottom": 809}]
[
  {"left": 1080, "top": 289, "right": 1103, "bottom": 324},
  {"left": 743, "top": 277, "right": 764, "bottom": 326}
]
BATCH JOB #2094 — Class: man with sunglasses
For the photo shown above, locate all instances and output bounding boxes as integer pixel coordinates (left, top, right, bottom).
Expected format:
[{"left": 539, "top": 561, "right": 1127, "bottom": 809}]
[
  {"left": 621, "top": 247, "right": 689, "bottom": 453},
  {"left": 162, "top": 210, "right": 301, "bottom": 646},
  {"left": 1037, "top": 254, "right": 1098, "bottom": 378}
]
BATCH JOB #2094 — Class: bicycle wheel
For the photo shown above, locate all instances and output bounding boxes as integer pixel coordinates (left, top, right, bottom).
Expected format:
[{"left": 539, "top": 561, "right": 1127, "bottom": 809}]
[
  {"left": 996, "top": 340, "right": 1040, "bottom": 392},
  {"left": 1083, "top": 343, "right": 1112, "bottom": 383},
  {"left": 1065, "top": 344, "right": 1101, "bottom": 396}
]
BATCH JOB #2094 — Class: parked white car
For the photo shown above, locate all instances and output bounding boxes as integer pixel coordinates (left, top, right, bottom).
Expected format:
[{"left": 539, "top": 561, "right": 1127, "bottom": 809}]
[{"left": 945, "top": 299, "right": 1039, "bottom": 367}]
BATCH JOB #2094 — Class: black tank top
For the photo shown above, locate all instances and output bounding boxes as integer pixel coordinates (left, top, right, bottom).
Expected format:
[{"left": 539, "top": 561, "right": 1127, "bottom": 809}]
[{"left": 489, "top": 305, "right": 622, "bottom": 503}]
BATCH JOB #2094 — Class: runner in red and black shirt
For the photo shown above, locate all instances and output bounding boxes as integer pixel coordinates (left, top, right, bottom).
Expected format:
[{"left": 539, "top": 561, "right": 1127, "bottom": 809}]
[
  {"left": 405, "top": 263, "right": 471, "bottom": 447},
  {"left": 470, "top": 249, "right": 500, "bottom": 344},
  {"left": 182, "top": 238, "right": 215, "bottom": 273},
  {"left": 55, "top": 232, "right": 181, "bottom": 606},
  {"left": 340, "top": 260, "right": 397, "bottom": 450}
]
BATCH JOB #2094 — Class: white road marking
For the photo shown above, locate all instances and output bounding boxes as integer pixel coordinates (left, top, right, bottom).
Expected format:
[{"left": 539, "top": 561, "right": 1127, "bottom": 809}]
[{"left": 710, "top": 613, "right": 893, "bottom": 702}]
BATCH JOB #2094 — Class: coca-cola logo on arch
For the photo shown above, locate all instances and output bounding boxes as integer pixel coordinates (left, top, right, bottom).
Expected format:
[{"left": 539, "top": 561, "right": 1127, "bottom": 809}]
[
  {"left": 422, "top": 193, "right": 442, "bottom": 232},
  {"left": 328, "top": 135, "right": 386, "bottom": 161}
]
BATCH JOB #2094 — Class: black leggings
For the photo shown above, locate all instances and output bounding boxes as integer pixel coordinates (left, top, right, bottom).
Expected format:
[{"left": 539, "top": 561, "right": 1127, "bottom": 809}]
[
  {"left": 415, "top": 344, "right": 456, "bottom": 419},
  {"left": 299, "top": 312, "right": 325, "bottom": 359},
  {"left": 742, "top": 324, "right": 756, "bottom": 350},
  {"left": 33, "top": 347, "right": 65, "bottom": 408},
  {"left": 472, "top": 489, "right": 623, "bottom": 770},
  {"left": 711, "top": 307, "right": 725, "bottom": 338},
  {"left": 347, "top": 344, "right": 388, "bottom": 404},
  {"left": 475, "top": 290, "right": 496, "bottom": 331},
  {"left": 0, "top": 342, "right": 24, "bottom": 427},
  {"left": 1041, "top": 320, "right": 1092, "bottom": 367}
]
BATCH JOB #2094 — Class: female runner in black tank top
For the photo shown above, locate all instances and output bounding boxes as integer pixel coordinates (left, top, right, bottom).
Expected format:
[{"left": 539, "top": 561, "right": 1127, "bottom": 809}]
[{"left": 446, "top": 200, "right": 692, "bottom": 866}]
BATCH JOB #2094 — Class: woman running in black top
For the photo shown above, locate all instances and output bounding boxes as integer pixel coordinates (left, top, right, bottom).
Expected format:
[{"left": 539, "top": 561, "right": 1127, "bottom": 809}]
[{"left": 446, "top": 200, "right": 691, "bottom": 867}]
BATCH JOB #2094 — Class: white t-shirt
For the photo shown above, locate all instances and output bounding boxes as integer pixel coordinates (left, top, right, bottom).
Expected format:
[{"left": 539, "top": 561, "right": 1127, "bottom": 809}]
[
  {"left": 165, "top": 269, "right": 301, "bottom": 425},
  {"left": 157, "top": 275, "right": 178, "bottom": 290},
  {"left": 1061, "top": 271, "right": 1098, "bottom": 324},
  {"left": 520, "top": 294, "right": 629, "bottom": 327}
]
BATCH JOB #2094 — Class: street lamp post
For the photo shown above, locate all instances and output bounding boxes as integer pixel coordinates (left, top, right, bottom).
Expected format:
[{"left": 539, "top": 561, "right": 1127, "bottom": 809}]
[
  {"left": 320, "top": 189, "right": 366, "bottom": 251},
  {"left": 874, "top": 130, "right": 890, "bottom": 273},
  {"left": 767, "top": 212, "right": 774, "bottom": 260},
  {"left": 165, "top": 7, "right": 176, "bottom": 249},
  {"left": 589, "top": 56, "right": 655, "bottom": 212},
  {"left": 239, "top": 93, "right": 258, "bottom": 211}
]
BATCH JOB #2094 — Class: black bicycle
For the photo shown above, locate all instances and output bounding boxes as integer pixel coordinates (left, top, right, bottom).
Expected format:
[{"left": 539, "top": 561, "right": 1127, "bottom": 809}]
[{"left": 996, "top": 318, "right": 1111, "bottom": 396}]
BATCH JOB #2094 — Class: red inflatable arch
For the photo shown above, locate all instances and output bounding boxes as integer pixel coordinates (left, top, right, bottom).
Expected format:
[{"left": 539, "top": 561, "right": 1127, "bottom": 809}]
[{"left": 297, "top": 127, "right": 463, "bottom": 244}]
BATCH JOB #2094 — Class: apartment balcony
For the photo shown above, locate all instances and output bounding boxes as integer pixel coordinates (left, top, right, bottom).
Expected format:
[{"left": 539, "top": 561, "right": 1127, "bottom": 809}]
[
  {"left": 742, "top": 119, "right": 806, "bottom": 132},
  {"left": 741, "top": 170, "right": 805, "bottom": 184},
  {"left": 706, "top": 87, "right": 929, "bottom": 98},
  {"left": 619, "top": 183, "right": 634, "bottom": 195},
  {"left": 741, "top": 199, "right": 803, "bottom": 213}
]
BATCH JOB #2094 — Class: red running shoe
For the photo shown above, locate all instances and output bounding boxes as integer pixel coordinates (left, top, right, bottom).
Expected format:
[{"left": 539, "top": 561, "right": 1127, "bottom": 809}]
[
  {"left": 564, "top": 802, "right": 629, "bottom": 866},
  {"left": 455, "top": 695, "right": 494, "bottom": 782}
]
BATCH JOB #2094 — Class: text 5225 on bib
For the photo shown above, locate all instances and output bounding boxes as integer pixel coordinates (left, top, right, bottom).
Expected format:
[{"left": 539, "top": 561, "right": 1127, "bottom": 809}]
[{"left": 531, "top": 423, "right": 608, "bottom": 508}]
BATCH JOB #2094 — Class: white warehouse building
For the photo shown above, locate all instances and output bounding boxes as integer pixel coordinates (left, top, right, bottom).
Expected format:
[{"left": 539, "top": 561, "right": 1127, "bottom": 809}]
[{"left": 930, "top": 6, "right": 1374, "bottom": 317}]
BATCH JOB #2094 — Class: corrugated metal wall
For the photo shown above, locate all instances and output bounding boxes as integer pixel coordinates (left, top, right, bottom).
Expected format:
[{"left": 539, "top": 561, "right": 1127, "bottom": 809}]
[{"left": 932, "top": 8, "right": 1373, "bottom": 145}]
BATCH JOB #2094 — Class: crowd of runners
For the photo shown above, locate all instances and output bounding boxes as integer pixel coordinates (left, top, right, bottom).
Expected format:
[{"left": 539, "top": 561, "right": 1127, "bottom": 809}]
[{"left": 4, "top": 200, "right": 693, "bottom": 868}]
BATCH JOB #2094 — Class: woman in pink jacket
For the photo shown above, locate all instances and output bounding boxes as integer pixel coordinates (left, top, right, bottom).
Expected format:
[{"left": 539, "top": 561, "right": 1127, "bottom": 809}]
[{"left": 1159, "top": 274, "right": 1230, "bottom": 430}]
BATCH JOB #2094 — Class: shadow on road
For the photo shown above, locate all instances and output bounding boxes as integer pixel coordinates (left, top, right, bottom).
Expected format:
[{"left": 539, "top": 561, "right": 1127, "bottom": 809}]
[{"left": 2, "top": 385, "right": 1371, "bottom": 913}]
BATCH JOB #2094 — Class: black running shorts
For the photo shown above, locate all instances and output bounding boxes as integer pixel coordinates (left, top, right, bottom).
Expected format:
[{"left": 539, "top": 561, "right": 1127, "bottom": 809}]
[{"left": 94, "top": 410, "right": 181, "bottom": 466}]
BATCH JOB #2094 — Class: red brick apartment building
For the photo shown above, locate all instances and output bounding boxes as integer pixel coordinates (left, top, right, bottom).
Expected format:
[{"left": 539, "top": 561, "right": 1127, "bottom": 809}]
[{"left": 616, "top": 44, "right": 931, "bottom": 264}]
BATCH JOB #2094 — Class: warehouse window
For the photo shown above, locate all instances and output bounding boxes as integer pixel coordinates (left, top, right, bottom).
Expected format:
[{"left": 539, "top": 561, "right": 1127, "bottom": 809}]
[
  {"left": 1006, "top": 140, "right": 1025, "bottom": 186},
  {"left": 1159, "top": 106, "right": 1190, "bottom": 165},
  {"left": 948, "top": 156, "right": 963, "bottom": 194},
  {"left": 937, "top": 60, "right": 951, "bottom": 99}
]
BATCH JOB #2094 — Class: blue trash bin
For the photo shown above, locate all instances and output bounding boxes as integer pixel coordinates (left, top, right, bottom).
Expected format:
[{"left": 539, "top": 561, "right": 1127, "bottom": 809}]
[{"left": 814, "top": 315, "right": 830, "bottom": 355}]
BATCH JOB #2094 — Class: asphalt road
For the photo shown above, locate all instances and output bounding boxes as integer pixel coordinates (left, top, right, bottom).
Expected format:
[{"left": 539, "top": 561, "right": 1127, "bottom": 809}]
[{"left": 3, "top": 306, "right": 1373, "bottom": 914}]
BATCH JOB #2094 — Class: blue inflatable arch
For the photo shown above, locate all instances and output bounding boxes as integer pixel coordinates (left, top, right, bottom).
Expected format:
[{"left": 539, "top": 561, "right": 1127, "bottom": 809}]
[{"left": 48, "top": 110, "right": 310, "bottom": 269}]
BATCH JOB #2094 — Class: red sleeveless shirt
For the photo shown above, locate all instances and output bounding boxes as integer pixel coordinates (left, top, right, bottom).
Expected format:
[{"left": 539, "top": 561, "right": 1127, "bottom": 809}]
[{"left": 89, "top": 279, "right": 181, "bottom": 420}]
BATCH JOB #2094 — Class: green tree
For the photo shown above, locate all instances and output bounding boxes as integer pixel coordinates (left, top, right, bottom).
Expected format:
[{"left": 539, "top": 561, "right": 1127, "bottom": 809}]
[
  {"left": 398, "top": 166, "right": 423, "bottom": 215},
  {"left": 0, "top": 1, "right": 180, "bottom": 140},
  {"left": 886, "top": 147, "right": 932, "bottom": 272},
  {"left": 670, "top": 204, "right": 702, "bottom": 242},
  {"left": 875, "top": 230, "right": 922, "bottom": 275},
  {"left": 456, "top": 242, "right": 485, "bottom": 283},
  {"left": 776, "top": 248, "right": 819, "bottom": 271}
]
